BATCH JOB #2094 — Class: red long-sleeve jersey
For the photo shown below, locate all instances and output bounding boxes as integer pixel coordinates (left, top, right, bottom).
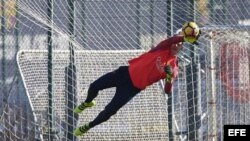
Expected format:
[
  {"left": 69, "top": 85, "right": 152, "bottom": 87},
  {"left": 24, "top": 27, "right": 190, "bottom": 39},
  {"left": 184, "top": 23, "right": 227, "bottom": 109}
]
[{"left": 128, "top": 35, "right": 183, "bottom": 94}]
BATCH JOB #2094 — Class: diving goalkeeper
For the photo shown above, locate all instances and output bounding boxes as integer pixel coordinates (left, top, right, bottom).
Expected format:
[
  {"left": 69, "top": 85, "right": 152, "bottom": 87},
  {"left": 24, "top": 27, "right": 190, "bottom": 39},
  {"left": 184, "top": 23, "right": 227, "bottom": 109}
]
[{"left": 73, "top": 22, "right": 201, "bottom": 136}]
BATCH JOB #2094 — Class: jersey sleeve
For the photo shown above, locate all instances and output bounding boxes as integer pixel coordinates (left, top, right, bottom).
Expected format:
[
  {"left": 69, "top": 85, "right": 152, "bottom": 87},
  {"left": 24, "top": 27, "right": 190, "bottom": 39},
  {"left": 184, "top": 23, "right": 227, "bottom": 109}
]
[
  {"left": 168, "top": 35, "right": 184, "bottom": 44},
  {"left": 148, "top": 35, "right": 184, "bottom": 53}
]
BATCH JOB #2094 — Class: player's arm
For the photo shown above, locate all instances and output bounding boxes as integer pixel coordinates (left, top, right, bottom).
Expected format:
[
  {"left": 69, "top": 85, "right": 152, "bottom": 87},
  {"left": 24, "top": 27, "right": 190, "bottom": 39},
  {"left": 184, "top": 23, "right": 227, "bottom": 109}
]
[
  {"left": 168, "top": 35, "right": 184, "bottom": 45},
  {"left": 148, "top": 35, "right": 184, "bottom": 53}
]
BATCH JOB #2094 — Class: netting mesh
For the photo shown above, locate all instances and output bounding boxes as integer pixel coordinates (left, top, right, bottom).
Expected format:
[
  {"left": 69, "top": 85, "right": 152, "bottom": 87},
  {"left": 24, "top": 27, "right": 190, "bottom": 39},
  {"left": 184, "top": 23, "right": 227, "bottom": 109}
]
[
  {"left": 0, "top": 0, "right": 250, "bottom": 141},
  {"left": 171, "top": 28, "right": 250, "bottom": 140}
]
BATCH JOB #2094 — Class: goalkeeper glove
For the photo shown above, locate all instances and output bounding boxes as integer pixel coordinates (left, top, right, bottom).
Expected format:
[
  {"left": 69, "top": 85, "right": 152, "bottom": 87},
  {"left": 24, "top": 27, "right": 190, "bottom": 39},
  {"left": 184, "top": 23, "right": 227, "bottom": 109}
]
[
  {"left": 184, "top": 36, "right": 197, "bottom": 44},
  {"left": 164, "top": 65, "right": 173, "bottom": 83}
]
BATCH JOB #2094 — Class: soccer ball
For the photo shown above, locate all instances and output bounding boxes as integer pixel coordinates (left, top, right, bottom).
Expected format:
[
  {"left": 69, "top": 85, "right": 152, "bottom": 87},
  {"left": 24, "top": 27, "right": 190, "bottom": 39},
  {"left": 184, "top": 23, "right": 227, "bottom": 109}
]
[{"left": 181, "top": 22, "right": 200, "bottom": 37}]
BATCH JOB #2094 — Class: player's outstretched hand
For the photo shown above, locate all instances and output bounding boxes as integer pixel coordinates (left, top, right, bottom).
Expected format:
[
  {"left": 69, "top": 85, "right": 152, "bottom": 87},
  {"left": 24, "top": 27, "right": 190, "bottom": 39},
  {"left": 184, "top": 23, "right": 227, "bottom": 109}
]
[
  {"left": 184, "top": 36, "right": 198, "bottom": 44},
  {"left": 184, "top": 30, "right": 201, "bottom": 45}
]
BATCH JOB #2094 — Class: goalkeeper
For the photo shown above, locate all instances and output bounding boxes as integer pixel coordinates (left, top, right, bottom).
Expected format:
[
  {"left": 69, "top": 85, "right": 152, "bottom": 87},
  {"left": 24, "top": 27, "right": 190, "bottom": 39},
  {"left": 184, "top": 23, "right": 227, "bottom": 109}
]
[{"left": 73, "top": 22, "right": 201, "bottom": 136}]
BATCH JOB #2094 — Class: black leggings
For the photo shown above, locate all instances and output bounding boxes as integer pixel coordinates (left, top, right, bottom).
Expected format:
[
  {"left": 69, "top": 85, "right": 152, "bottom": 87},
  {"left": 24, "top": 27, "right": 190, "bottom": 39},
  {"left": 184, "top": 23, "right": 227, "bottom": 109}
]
[{"left": 84, "top": 66, "right": 141, "bottom": 128}]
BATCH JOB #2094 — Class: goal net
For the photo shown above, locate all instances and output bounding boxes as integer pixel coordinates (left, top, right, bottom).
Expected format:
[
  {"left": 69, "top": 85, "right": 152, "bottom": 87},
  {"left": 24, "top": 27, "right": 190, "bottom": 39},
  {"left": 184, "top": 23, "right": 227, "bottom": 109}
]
[
  {"left": 172, "top": 27, "right": 250, "bottom": 141},
  {"left": 1, "top": 0, "right": 250, "bottom": 141}
]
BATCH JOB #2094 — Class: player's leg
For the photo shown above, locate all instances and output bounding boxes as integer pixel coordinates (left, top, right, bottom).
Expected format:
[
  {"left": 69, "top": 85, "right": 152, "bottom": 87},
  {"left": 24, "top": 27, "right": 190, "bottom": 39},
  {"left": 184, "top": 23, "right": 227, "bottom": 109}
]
[
  {"left": 74, "top": 68, "right": 119, "bottom": 114},
  {"left": 74, "top": 66, "right": 141, "bottom": 136},
  {"left": 74, "top": 86, "right": 140, "bottom": 136},
  {"left": 85, "top": 69, "right": 118, "bottom": 103},
  {"left": 73, "top": 123, "right": 90, "bottom": 136},
  {"left": 90, "top": 88, "right": 139, "bottom": 127},
  {"left": 88, "top": 66, "right": 140, "bottom": 127}
]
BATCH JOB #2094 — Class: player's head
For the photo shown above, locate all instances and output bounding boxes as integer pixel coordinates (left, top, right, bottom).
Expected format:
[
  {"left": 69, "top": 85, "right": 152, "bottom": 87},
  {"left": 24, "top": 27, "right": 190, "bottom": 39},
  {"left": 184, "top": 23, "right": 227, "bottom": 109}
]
[{"left": 170, "top": 42, "right": 183, "bottom": 56}]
